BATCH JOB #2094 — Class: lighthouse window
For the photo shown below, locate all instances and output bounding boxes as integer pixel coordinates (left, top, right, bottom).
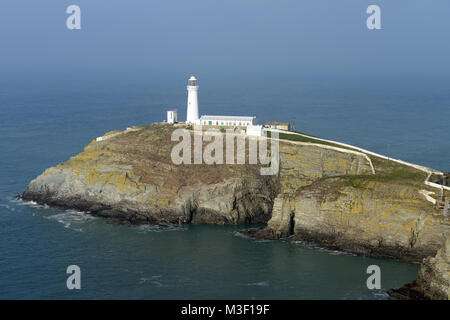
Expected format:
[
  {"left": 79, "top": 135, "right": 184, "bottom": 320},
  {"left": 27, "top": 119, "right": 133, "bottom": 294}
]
[{"left": 189, "top": 80, "right": 197, "bottom": 86}]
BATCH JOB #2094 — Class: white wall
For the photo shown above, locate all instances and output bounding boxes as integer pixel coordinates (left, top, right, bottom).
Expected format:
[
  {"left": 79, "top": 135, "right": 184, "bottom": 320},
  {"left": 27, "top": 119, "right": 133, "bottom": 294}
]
[
  {"left": 167, "top": 110, "right": 178, "bottom": 124},
  {"left": 247, "top": 125, "right": 263, "bottom": 136}
]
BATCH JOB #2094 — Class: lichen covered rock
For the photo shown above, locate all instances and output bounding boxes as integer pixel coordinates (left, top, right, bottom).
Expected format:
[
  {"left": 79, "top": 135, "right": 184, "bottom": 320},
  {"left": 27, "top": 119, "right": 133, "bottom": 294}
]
[
  {"left": 23, "top": 124, "right": 279, "bottom": 224},
  {"left": 242, "top": 139, "right": 449, "bottom": 262},
  {"left": 388, "top": 238, "right": 449, "bottom": 300}
]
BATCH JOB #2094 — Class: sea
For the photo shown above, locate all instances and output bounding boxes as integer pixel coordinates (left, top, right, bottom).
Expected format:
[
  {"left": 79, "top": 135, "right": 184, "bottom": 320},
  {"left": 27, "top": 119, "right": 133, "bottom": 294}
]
[{"left": 0, "top": 71, "right": 448, "bottom": 299}]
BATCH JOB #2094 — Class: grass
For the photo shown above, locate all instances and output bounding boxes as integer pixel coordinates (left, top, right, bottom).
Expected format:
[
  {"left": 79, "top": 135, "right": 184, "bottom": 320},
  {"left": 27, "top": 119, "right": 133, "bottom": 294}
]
[
  {"left": 324, "top": 157, "right": 428, "bottom": 190},
  {"left": 269, "top": 130, "right": 387, "bottom": 158},
  {"left": 270, "top": 129, "right": 429, "bottom": 189},
  {"left": 267, "top": 130, "right": 347, "bottom": 149},
  {"left": 370, "top": 157, "right": 427, "bottom": 184}
]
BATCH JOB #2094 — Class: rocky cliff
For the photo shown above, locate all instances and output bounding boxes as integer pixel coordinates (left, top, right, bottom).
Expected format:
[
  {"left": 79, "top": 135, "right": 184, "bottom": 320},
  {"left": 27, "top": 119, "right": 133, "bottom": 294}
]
[
  {"left": 22, "top": 123, "right": 449, "bottom": 266},
  {"left": 23, "top": 124, "right": 279, "bottom": 225},
  {"left": 243, "top": 135, "right": 449, "bottom": 263},
  {"left": 388, "top": 238, "right": 449, "bottom": 300},
  {"left": 244, "top": 178, "right": 448, "bottom": 261}
]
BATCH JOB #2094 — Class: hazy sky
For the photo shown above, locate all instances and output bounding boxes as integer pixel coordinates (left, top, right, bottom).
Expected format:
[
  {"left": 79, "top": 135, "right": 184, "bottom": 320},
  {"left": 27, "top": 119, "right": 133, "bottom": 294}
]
[{"left": 1, "top": 0, "right": 449, "bottom": 77}]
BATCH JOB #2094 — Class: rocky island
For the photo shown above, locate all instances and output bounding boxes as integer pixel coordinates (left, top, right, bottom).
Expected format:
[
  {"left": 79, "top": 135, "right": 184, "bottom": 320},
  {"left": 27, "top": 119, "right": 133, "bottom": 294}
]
[{"left": 21, "top": 123, "right": 449, "bottom": 299}]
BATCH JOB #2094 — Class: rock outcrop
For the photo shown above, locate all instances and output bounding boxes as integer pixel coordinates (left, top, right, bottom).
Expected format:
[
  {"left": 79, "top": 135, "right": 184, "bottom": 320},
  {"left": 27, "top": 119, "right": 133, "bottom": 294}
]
[
  {"left": 23, "top": 125, "right": 279, "bottom": 225},
  {"left": 244, "top": 178, "right": 448, "bottom": 262},
  {"left": 388, "top": 238, "right": 449, "bottom": 300}
]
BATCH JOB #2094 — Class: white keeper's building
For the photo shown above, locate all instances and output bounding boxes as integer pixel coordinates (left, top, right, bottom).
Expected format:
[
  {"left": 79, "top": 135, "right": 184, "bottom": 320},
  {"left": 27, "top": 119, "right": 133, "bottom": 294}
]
[{"left": 199, "top": 115, "right": 256, "bottom": 127}]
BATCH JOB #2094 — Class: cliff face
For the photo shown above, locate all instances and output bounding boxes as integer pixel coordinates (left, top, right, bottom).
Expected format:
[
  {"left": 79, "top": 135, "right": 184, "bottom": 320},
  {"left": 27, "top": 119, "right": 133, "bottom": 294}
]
[
  {"left": 388, "top": 238, "right": 449, "bottom": 300},
  {"left": 246, "top": 179, "right": 448, "bottom": 261},
  {"left": 23, "top": 125, "right": 279, "bottom": 225},
  {"left": 22, "top": 124, "right": 449, "bottom": 264},
  {"left": 242, "top": 135, "right": 448, "bottom": 262}
]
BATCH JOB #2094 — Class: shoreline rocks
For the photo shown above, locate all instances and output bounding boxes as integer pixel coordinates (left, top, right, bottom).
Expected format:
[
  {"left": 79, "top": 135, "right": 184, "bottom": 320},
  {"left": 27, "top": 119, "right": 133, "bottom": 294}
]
[{"left": 388, "top": 238, "right": 449, "bottom": 300}]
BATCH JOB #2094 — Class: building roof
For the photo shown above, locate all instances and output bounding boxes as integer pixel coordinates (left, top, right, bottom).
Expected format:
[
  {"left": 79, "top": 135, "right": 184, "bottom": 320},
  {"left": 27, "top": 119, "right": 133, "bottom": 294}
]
[
  {"left": 200, "top": 115, "right": 255, "bottom": 121},
  {"left": 266, "top": 121, "right": 289, "bottom": 126}
]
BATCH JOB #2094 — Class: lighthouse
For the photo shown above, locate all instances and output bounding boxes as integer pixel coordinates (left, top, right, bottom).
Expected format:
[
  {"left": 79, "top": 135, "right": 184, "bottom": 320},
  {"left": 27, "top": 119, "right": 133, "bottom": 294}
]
[{"left": 186, "top": 75, "right": 199, "bottom": 124}]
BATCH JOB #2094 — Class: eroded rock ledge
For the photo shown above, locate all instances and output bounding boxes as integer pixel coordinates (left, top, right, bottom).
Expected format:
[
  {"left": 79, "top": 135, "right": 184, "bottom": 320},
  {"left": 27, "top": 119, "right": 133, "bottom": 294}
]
[
  {"left": 241, "top": 178, "right": 449, "bottom": 262},
  {"left": 388, "top": 238, "right": 449, "bottom": 300}
]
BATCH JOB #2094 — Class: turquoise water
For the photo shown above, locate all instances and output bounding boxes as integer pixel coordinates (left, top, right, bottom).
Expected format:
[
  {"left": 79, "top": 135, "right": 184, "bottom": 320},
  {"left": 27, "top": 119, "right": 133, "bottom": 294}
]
[{"left": 1, "top": 72, "right": 449, "bottom": 299}]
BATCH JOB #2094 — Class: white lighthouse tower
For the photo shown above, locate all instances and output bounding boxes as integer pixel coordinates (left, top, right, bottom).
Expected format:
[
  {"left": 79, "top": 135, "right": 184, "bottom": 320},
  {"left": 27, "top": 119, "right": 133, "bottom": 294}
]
[{"left": 186, "top": 75, "right": 199, "bottom": 124}]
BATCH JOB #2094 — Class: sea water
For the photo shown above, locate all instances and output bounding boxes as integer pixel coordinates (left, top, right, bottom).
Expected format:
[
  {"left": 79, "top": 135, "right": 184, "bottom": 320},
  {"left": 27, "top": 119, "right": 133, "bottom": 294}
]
[{"left": 1, "top": 71, "right": 448, "bottom": 299}]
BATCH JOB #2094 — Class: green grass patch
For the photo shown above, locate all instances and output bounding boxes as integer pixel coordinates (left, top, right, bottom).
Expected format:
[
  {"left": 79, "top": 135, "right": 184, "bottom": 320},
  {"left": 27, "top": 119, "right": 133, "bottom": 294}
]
[
  {"left": 270, "top": 129, "right": 428, "bottom": 188},
  {"left": 268, "top": 130, "right": 349, "bottom": 149},
  {"left": 370, "top": 157, "right": 427, "bottom": 185}
]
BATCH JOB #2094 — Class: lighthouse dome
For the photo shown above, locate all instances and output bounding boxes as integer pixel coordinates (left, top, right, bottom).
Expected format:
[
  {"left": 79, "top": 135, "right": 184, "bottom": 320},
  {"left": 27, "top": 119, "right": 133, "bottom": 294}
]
[{"left": 188, "top": 76, "right": 198, "bottom": 86}]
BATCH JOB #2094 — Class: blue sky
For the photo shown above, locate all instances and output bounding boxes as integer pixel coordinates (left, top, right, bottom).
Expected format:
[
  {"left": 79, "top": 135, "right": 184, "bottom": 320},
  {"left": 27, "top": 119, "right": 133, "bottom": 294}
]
[{"left": 1, "top": 0, "right": 449, "bottom": 77}]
